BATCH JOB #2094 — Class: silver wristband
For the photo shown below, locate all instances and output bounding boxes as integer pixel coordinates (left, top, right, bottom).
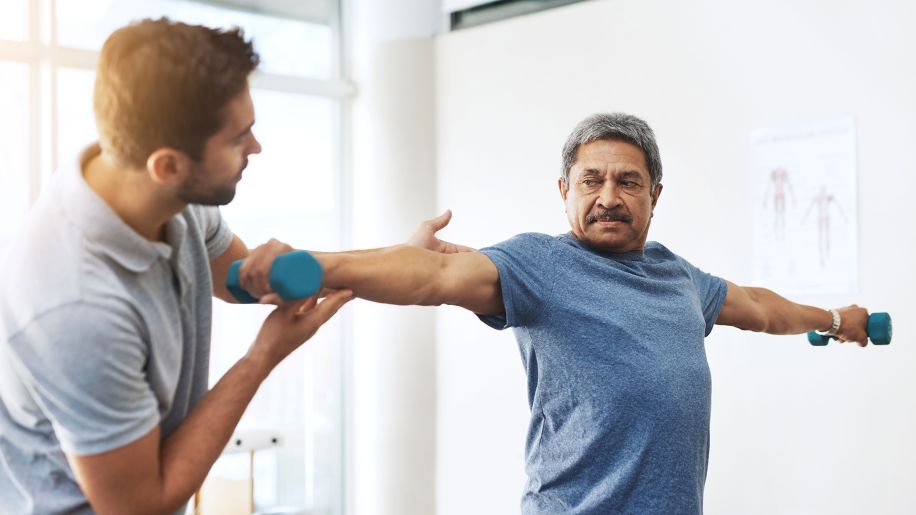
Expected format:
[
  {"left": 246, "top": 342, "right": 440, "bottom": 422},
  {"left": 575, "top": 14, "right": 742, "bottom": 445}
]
[{"left": 816, "top": 308, "right": 841, "bottom": 336}]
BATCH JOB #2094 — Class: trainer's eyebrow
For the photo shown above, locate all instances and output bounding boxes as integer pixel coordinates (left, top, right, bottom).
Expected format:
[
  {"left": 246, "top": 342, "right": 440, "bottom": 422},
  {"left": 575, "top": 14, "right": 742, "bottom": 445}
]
[{"left": 234, "top": 121, "right": 255, "bottom": 140}]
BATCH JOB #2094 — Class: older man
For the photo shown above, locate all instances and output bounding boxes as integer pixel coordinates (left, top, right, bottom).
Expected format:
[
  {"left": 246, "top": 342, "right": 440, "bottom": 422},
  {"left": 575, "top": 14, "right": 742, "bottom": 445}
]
[{"left": 311, "top": 113, "right": 870, "bottom": 514}]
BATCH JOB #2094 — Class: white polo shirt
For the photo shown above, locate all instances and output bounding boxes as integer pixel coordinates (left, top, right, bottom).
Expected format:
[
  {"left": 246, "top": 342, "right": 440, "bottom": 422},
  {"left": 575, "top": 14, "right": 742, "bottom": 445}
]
[{"left": 0, "top": 145, "right": 233, "bottom": 514}]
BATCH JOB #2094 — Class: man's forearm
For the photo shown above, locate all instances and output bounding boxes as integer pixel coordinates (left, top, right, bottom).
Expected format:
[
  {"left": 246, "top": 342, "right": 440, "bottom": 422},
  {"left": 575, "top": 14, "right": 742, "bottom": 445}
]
[
  {"left": 314, "top": 245, "right": 450, "bottom": 306},
  {"left": 749, "top": 287, "right": 833, "bottom": 335}
]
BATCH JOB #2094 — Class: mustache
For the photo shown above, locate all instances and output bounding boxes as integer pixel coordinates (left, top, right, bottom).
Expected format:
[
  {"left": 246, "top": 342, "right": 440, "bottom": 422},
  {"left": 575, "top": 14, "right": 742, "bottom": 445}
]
[{"left": 586, "top": 208, "right": 633, "bottom": 224}]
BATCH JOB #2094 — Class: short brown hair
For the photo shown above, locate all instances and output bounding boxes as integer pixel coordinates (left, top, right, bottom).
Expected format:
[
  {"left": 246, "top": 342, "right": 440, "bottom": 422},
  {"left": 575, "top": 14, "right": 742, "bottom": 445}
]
[{"left": 94, "top": 18, "right": 260, "bottom": 168}]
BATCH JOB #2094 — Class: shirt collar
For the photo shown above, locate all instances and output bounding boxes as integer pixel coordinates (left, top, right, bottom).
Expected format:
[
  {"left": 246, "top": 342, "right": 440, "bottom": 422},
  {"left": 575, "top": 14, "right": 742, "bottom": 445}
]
[
  {"left": 561, "top": 231, "right": 648, "bottom": 261},
  {"left": 62, "top": 144, "right": 180, "bottom": 273}
]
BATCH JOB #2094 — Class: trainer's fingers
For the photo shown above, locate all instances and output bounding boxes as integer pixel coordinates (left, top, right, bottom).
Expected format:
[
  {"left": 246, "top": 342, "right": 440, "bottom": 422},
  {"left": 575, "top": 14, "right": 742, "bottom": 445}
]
[
  {"left": 308, "top": 289, "right": 354, "bottom": 322},
  {"left": 258, "top": 293, "right": 284, "bottom": 306},
  {"left": 294, "top": 296, "right": 319, "bottom": 315},
  {"left": 316, "top": 287, "right": 342, "bottom": 299}
]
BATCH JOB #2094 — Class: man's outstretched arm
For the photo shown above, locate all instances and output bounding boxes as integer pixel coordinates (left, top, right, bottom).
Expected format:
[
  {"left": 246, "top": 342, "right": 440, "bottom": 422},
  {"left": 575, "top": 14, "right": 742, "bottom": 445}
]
[
  {"left": 716, "top": 281, "right": 869, "bottom": 345},
  {"left": 315, "top": 245, "right": 504, "bottom": 316}
]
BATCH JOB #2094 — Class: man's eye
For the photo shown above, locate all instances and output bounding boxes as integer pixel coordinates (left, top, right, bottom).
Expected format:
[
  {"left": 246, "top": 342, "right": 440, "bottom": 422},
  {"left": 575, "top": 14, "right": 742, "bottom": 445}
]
[
  {"left": 621, "top": 181, "right": 638, "bottom": 188},
  {"left": 582, "top": 179, "right": 598, "bottom": 186}
]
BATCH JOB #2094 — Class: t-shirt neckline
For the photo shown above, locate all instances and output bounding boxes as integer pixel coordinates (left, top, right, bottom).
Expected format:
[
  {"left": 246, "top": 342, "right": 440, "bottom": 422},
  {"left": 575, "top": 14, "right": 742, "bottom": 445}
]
[{"left": 560, "top": 232, "right": 649, "bottom": 262}]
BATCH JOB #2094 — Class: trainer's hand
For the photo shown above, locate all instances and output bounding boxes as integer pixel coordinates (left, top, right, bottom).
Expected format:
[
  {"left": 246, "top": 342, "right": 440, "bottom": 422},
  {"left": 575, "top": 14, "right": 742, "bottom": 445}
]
[
  {"left": 834, "top": 305, "right": 869, "bottom": 347},
  {"left": 259, "top": 287, "right": 341, "bottom": 307},
  {"left": 248, "top": 289, "right": 354, "bottom": 371},
  {"left": 238, "top": 238, "right": 294, "bottom": 301},
  {"left": 407, "top": 209, "right": 475, "bottom": 254}
]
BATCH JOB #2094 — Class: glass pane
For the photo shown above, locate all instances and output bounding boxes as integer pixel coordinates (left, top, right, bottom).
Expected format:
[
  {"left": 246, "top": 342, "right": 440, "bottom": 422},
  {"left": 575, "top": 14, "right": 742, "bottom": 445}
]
[
  {"left": 56, "top": 68, "right": 97, "bottom": 168},
  {"left": 210, "top": 90, "right": 341, "bottom": 514},
  {"left": 0, "top": 0, "right": 28, "bottom": 41},
  {"left": 56, "top": 0, "right": 332, "bottom": 78},
  {"left": 222, "top": 91, "right": 337, "bottom": 234},
  {"left": 0, "top": 62, "right": 30, "bottom": 246}
]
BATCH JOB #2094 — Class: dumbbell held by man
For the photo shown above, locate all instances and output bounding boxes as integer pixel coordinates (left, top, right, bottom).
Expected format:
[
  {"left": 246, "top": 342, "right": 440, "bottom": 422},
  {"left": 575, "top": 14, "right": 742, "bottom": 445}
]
[
  {"left": 807, "top": 312, "right": 892, "bottom": 346},
  {"left": 226, "top": 250, "right": 324, "bottom": 303}
]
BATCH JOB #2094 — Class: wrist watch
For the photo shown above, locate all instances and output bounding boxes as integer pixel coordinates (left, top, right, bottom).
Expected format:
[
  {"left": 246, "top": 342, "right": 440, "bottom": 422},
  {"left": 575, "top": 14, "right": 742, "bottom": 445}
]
[{"left": 816, "top": 308, "right": 841, "bottom": 336}]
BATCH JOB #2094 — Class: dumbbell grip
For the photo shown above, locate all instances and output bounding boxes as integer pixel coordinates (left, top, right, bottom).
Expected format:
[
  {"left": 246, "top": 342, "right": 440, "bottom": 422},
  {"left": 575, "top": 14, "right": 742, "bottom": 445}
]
[
  {"left": 806, "top": 312, "right": 892, "bottom": 346},
  {"left": 226, "top": 250, "right": 324, "bottom": 304}
]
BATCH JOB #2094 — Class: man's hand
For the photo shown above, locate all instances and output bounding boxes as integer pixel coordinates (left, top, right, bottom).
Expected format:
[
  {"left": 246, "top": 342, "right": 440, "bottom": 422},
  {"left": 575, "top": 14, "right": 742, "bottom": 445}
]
[
  {"left": 246, "top": 289, "right": 354, "bottom": 370},
  {"left": 238, "top": 238, "right": 294, "bottom": 302},
  {"left": 833, "top": 305, "right": 869, "bottom": 346},
  {"left": 407, "top": 210, "right": 475, "bottom": 254}
]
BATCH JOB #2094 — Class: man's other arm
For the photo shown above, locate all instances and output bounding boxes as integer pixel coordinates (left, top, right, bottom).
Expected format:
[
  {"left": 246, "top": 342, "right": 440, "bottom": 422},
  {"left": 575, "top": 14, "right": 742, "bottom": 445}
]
[
  {"left": 715, "top": 281, "right": 868, "bottom": 345},
  {"left": 316, "top": 245, "right": 504, "bottom": 316}
]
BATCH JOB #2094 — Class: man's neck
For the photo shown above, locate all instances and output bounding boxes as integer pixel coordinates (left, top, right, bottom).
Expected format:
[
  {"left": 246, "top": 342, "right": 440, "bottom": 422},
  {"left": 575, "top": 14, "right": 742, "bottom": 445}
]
[{"left": 81, "top": 146, "right": 186, "bottom": 242}]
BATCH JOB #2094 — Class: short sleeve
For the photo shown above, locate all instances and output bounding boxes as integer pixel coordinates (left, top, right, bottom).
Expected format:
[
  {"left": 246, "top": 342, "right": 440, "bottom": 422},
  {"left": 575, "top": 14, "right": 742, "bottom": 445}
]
[
  {"left": 189, "top": 205, "right": 233, "bottom": 259},
  {"left": 477, "top": 233, "right": 557, "bottom": 330},
  {"left": 5, "top": 301, "right": 160, "bottom": 456},
  {"left": 681, "top": 260, "right": 728, "bottom": 336}
]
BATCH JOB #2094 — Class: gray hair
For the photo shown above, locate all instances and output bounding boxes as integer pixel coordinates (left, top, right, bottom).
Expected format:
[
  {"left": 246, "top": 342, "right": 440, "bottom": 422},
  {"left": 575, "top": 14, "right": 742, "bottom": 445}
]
[{"left": 560, "top": 113, "right": 663, "bottom": 192}]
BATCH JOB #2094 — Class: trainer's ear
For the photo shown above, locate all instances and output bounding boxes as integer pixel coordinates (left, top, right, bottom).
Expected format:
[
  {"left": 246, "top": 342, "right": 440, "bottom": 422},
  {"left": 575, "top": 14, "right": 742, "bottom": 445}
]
[{"left": 146, "top": 147, "right": 189, "bottom": 187}]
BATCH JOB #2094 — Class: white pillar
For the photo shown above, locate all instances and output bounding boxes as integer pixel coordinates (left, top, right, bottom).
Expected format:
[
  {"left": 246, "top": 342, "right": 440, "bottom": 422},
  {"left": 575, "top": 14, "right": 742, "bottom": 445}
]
[{"left": 343, "top": 2, "right": 441, "bottom": 515}]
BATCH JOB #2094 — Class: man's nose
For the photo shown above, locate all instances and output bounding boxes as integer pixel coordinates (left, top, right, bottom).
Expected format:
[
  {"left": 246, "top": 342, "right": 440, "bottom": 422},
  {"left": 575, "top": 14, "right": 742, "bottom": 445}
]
[{"left": 596, "top": 182, "right": 623, "bottom": 209}]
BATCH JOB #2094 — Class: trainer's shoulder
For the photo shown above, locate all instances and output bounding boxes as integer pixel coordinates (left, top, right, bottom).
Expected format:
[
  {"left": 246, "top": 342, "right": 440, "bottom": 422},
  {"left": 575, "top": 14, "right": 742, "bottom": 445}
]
[{"left": 1, "top": 204, "right": 125, "bottom": 336}]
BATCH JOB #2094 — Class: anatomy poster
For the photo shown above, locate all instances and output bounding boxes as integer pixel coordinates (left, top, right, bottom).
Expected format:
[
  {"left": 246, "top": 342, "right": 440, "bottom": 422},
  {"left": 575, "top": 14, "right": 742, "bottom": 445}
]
[{"left": 751, "top": 118, "right": 858, "bottom": 295}]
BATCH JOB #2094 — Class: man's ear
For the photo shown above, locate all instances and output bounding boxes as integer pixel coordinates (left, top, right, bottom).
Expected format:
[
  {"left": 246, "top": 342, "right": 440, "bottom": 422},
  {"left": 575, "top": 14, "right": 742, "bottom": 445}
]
[
  {"left": 651, "top": 183, "right": 663, "bottom": 209},
  {"left": 558, "top": 177, "right": 569, "bottom": 202},
  {"left": 146, "top": 148, "right": 188, "bottom": 187}
]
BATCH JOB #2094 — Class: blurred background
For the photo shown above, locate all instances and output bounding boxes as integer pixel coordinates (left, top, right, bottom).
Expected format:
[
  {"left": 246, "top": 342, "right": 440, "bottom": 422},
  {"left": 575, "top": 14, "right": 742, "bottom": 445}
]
[{"left": 1, "top": 0, "right": 915, "bottom": 514}]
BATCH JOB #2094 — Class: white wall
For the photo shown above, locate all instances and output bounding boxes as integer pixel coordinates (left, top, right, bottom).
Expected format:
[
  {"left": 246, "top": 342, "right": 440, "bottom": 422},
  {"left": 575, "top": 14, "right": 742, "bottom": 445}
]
[{"left": 435, "top": 0, "right": 916, "bottom": 513}]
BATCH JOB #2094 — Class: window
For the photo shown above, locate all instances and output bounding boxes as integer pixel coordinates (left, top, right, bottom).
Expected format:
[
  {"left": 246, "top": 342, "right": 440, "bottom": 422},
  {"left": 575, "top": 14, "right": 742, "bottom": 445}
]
[
  {"left": 0, "top": 62, "right": 30, "bottom": 244},
  {"left": 1, "top": 2, "right": 350, "bottom": 513},
  {"left": 56, "top": 0, "right": 332, "bottom": 78},
  {"left": 56, "top": 67, "right": 96, "bottom": 168},
  {"left": 211, "top": 89, "right": 344, "bottom": 512},
  {"left": 448, "top": 0, "right": 588, "bottom": 30},
  {"left": 0, "top": 0, "right": 28, "bottom": 41}
]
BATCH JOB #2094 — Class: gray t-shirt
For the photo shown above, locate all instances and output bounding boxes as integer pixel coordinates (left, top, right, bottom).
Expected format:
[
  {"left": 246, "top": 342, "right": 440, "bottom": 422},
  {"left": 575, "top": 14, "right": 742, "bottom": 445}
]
[
  {"left": 479, "top": 232, "right": 727, "bottom": 515},
  {"left": 0, "top": 146, "right": 233, "bottom": 514}
]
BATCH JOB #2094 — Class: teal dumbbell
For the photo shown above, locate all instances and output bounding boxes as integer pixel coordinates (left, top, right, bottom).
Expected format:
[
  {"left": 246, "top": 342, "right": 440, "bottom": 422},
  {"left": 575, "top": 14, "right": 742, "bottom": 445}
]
[
  {"left": 226, "top": 250, "right": 323, "bottom": 304},
  {"left": 807, "top": 312, "right": 892, "bottom": 346}
]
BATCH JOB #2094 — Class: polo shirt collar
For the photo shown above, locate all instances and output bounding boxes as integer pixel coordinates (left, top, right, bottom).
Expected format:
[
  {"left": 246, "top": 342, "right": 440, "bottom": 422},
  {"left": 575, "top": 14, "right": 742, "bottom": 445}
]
[{"left": 63, "top": 144, "right": 180, "bottom": 273}]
